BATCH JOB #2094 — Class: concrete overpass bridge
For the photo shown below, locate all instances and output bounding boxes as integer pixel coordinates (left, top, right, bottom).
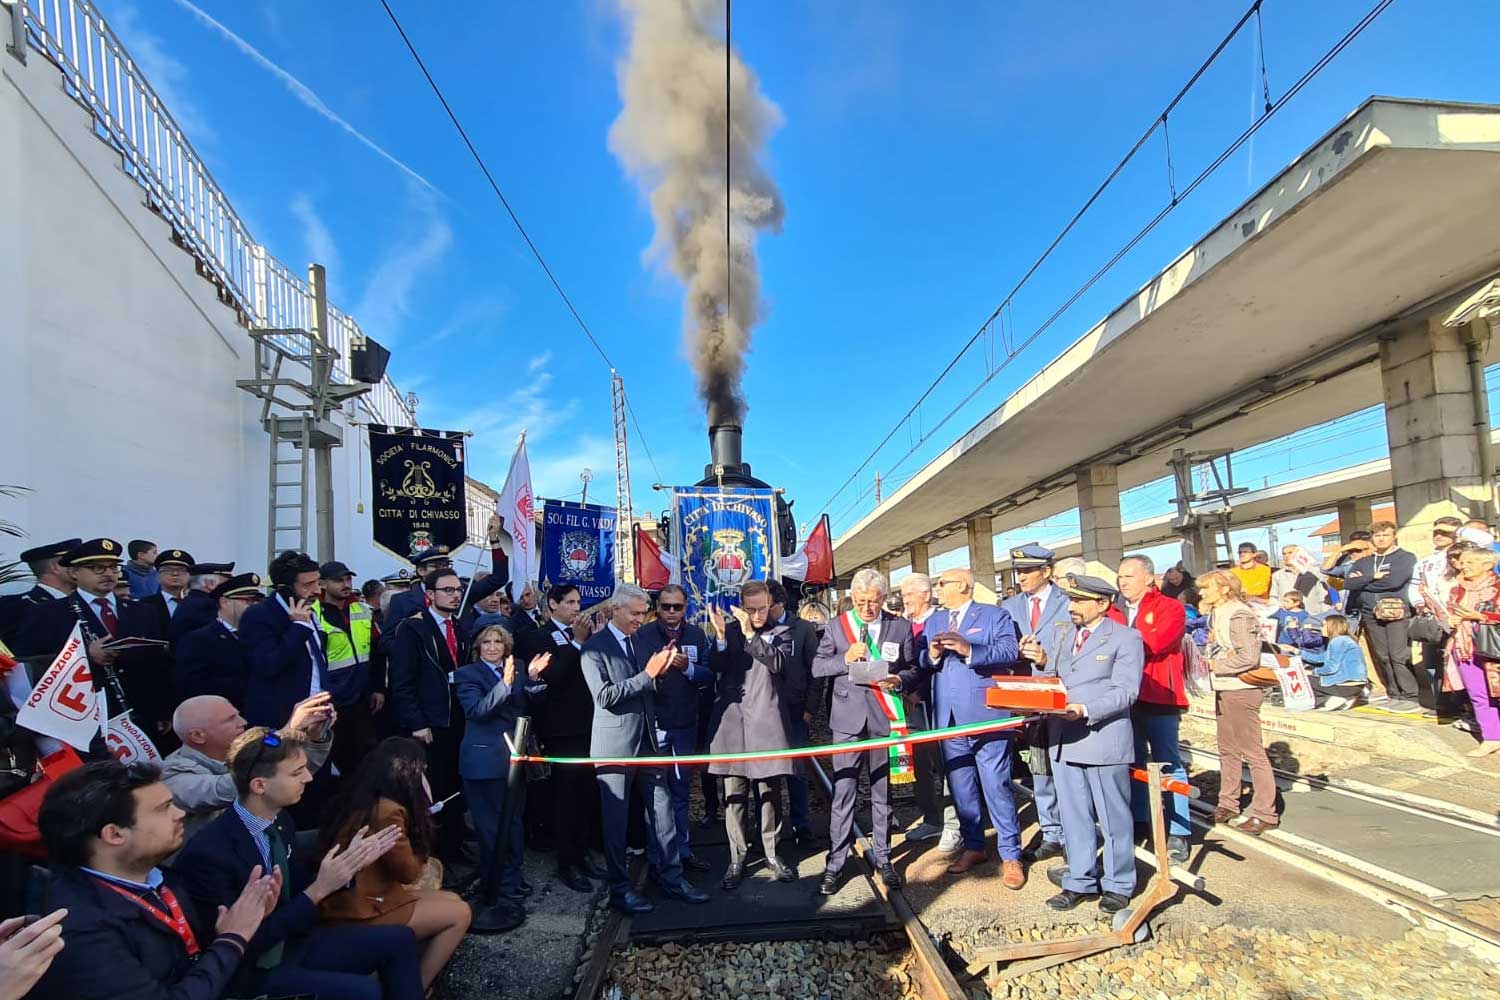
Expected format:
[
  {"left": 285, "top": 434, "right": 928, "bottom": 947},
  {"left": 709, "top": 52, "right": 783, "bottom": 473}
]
[{"left": 833, "top": 97, "right": 1500, "bottom": 586}]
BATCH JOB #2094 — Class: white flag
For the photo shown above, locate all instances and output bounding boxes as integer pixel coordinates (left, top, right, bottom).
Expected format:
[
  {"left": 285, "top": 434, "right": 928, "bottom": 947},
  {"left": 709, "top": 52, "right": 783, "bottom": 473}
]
[
  {"left": 498, "top": 434, "right": 537, "bottom": 599},
  {"left": 106, "top": 712, "right": 162, "bottom": 764},
  {"left": 17, "top": 624, "right": 103, "bottom": 751}
]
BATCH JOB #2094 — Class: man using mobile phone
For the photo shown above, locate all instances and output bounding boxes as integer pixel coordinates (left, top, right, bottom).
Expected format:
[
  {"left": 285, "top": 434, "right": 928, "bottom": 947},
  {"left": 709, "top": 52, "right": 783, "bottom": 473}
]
[{"left": 239, "top": 551, "right": 330, "bottom": 730}]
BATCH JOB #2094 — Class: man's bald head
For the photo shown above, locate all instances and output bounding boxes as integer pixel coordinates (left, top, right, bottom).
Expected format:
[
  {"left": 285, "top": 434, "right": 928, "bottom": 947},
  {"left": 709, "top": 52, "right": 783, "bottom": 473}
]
[{"left": 172, "top": 696, "right": 247, "bottom": 761}]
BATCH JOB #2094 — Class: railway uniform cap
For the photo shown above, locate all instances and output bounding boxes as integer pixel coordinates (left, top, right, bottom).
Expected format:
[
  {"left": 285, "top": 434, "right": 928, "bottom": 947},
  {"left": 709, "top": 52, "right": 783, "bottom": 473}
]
[
  {"left": 190, "top": 561, "right": 236, "bottom": 574},
  {"left": 382, "top": 569, "right": 413, "bottom": 587},
  {"left": 319, "top": 560, "right": 355, "bottom": 580},
  {"left": 156, "top": 548, "right": 195, "bottom": 570},
  {"left": 60, "top": 538, "right": 123, "bottom": 567},
  {"left": 210, "top": 572, "right": 265, "bottom": 602},
  {"left": 411, "top": 546, "right": 452, "bottom": 567},
  {"left": 1058, "top": 573, "right": 1119, "bottom": 603},
  {"left": 19, "top": 538, "right": 82, "bottom": 564},
  {"left": 1010, "top": 543, "right": 1055, "bottom": 568}
]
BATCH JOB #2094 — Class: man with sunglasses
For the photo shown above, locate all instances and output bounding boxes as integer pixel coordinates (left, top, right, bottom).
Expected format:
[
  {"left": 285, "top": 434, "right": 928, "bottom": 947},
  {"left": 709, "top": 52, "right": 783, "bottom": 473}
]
[
  {"left": 634, "top": 584, "right": 715, "bottom": 876},
  {"left": 175, "top": 727, "right": 418, "bottom": 1000}
]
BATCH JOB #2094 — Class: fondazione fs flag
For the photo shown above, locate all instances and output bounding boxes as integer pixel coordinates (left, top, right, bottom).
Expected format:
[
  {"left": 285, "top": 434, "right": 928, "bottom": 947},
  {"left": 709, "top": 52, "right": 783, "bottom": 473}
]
[
  {"left": 671, "top": 487, "right": 778, "bottom": 628},
  {"left": 540, "top": 499, "right": 616, "bottom": 608}
]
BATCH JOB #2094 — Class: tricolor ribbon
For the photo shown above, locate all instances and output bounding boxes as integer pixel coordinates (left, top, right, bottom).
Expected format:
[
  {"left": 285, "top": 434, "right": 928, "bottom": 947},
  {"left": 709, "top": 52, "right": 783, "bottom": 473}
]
[{"left": 503, "top": 715, "right": 1026, "bottom": 767}]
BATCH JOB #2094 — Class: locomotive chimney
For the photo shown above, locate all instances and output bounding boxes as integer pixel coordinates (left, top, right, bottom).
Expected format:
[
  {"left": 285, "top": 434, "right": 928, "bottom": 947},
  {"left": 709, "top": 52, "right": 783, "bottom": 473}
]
[{"left": 707, "top": 422, "right": 746, "bottom": 478}]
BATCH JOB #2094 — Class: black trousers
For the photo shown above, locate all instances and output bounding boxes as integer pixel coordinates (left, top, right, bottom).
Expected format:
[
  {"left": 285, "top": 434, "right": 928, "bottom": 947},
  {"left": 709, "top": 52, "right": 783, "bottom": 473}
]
[
  {"left": 421, "top": 698, "right": 466, "bottom": 857},
  {"left": 330, "top": 697, "right": 377, "bottom": 780},
  {"left": 547, "top": 733, "right": 597, "bottom": 868},
  {"left": 254, "top": 924, "right": 422, "bottom": 1000},
  {"left": 1364, "top": 616, "right": 1428, "bottom": 701}
]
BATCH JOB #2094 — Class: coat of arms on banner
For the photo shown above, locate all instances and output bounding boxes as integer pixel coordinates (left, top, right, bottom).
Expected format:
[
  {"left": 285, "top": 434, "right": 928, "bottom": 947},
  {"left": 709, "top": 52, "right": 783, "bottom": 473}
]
[
  {"left": 707, "top": 528, "right": 753, "bottom": 596},
  {"left": 672, "top": 488, "right": 778, "bottom": 625},
  {"left": 558, "top": 531, "right": 599, "bottom": 582}
]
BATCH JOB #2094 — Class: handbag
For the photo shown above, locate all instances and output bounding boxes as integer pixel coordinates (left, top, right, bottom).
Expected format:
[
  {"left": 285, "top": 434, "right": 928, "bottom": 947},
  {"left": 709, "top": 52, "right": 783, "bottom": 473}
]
[
  {"left": 1473, "top": 622, "right": 1500, "bottom": 663},
  {"left": 1487, "top": 661, "right": 1500, "bottom": 699},
  {"left": 1407, "top": 614, "right": 1446, "bottom": 646},
  {"left": 1373, "top": 598, "right": 1407, "bottom": 622}
]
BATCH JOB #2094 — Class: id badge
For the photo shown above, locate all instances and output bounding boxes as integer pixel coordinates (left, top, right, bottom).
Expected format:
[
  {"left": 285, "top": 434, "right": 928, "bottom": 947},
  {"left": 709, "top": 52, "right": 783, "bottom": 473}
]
[
  {"left": 552, "top": 631, "right": 568, "bottom": 646},
  {"left": 447, "top": 671, "right": 456, "bottom": 686},
  {"left": 685, "top": 646, "right": 699, "bottom": 664},
  {"left": 881, "top": 641, "right": 900, "bottom": 661}
]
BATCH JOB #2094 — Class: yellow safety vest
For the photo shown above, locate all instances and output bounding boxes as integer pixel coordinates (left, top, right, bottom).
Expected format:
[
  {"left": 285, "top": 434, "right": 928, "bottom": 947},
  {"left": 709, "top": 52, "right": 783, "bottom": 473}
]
[{"left": 314, "top": 600, "right": 373, "bottom": 672}]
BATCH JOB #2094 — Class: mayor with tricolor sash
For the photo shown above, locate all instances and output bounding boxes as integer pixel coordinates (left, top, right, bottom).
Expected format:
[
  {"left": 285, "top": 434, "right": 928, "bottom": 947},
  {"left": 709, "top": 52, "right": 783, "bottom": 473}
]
[{"left": 812, "top": 567, "right": 916, "bottom": 896}]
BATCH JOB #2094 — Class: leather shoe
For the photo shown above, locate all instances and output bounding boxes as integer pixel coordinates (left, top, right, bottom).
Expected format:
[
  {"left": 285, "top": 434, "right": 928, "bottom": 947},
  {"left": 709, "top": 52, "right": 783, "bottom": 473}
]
[
  {"left": 556, "top": 866, "right": 593, "bottom": 894},
  {"left": 945, "top": 849, "right": 989, "bottom": 875},
  {"left": 720, "top": 863, "right": 745, "bottom": 891},
  {"left": 768, "top": 857, "right": 797, "bottom": 883},
  {"left": 1046, "top": 889, "right": 1095, "bottom": 911},
  {"left": 659, "top": 879, "right": 709, "bottom": 904},
  {"left": 1001, "top": 859, "right": 1025, "bottom": 890},
  {"left": 1167, "top": 836, "right": 1190, "bottom": 864},
  {"left": 1099, "top": 892, "right": 1130, "bottom": 914},
  {"left": 1237, "top": 817, "right": 1279, "bottom": 837},
  {"left": 1046, "top": 865, "right": 1068, "bottom": 889},
  {"left": 681, "top": 854, "right": 712, "bottom": 873},
  {"left": 1212, "top": 807, "right": 1238, "bottom": 825},
  {"left": 469, "top": 898, "right": 526, "bottom": 934},
  {"left": 578, "top": 855, "right": 608, "bottom": 879},
  {"left": 609, "top": 889, "right": 655, "bottom": 915},
  {"left": 817, "top": 869, "right": 841, "bottom": 896},
  {"left": 877, "top": 863, "right": 902, "bottom": 889},
  {"left": 1024, "top": 840, "right": 1065, "bottom": 863}
]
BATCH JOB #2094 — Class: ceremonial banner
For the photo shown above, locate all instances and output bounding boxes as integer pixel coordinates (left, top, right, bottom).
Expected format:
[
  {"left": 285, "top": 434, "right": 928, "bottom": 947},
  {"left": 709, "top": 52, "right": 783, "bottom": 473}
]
[
  {"left": 498, "top": 434, "right": 537, "bottom": 599},
  {"left": 17, "top": 625, "right": 102, "bottom": 751},
  {"left": 541, "top": 499, "right": 616, "bottom": 608},
  {"left": 369, "top": 426, "right": 468, "bottom": 560},
  {"left": 671, "top": 487, "right": 778, "bottom": 627},
  {"left": 106, "top": 712, "right": 162, "bottom": 764}
]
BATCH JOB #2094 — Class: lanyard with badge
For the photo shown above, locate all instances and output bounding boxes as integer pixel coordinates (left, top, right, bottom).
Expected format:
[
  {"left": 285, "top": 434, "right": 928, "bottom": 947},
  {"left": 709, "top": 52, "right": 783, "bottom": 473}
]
[{"left": 96, "top": 880, "right": 201, "bottom": 956}]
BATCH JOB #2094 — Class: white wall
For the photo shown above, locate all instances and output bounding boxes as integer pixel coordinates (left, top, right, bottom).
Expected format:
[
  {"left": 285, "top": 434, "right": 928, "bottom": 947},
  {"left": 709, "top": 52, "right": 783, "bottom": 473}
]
[{"left": 0, "top": 46, "right": 418, "bottom": 585}]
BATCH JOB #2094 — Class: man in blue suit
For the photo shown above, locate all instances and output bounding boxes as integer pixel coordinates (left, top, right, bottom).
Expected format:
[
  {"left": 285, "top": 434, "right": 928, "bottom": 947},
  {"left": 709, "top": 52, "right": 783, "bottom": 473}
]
[
  {"left": 238, "top": 550, "right": 329, "bottom": 729},
  {"left": 1022, "top": 574, "right": 1144, "bottom": 914},
  {"left": 917, "top": 567, "right": 1026, "bottom": 888},
  {"left": 581, "top": 584, "right": 709, "bottom": 914},
  {"left": 1001, "top": 544, "right": 1073, "bottom": 863}
]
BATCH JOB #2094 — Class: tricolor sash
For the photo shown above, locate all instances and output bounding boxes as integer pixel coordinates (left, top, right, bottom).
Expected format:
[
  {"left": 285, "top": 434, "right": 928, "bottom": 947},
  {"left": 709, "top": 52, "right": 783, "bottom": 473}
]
[{"left": 839, "top": 611, "right": 913, "bottom": 785}]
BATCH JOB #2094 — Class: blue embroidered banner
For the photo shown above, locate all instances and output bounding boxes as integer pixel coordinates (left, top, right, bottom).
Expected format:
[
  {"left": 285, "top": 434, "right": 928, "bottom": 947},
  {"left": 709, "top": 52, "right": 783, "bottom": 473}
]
[
  {"left": 671, "top": 487, "right": 779, "bottom": 627},
  {"left": 540, "top": 500, "right": 616, "bottom": 608}
]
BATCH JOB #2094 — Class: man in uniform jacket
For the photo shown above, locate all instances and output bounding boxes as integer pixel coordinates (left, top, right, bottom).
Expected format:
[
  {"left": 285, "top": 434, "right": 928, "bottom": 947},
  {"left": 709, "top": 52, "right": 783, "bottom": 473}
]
[
  {"left": 516, "top": 583, "right": 601, "bottom": 892},
  {"left": 914, "top": 567, "right": 1026, "bottom": 888},
  {"left": 580, "top": 583, "right": 708, "bottom": 914},
  {"left": 1022, "top": 574, "right": 1144, "bottom": 914},
  {"left": 633, "top": 584, "right": 714, "bottom": 873},
  {"left": 385, "top": 545, "right": 454, "bottom": 626},
  {"left": 706, "top": 581, "right": 797, "bottom": 889},
  {"left": 174, "top": 572, "right": 266, "bottom": 707},
  {"left": 1000, "top": 544, "right": 1073, "bottom": 863},
  {"left": 168, "top": 562, "right": 236, "bottom": 643},
  {"left": 769, "top": 580, "right": 819, "bottom": 844},
  {"left": 0, "top": 537, "right": 78, "bottom": 647},
  {"left": 813, "top": 569, "right": 915, "bottom": 893},
  {"left": 387, "top": 566, "right": 470, "bottom": 860},
  {"left": 509, "top": 582, "right": 548, "bottom": 636},
  {"left": 135, "top": 548, "right": 193, "bottom": 640}
]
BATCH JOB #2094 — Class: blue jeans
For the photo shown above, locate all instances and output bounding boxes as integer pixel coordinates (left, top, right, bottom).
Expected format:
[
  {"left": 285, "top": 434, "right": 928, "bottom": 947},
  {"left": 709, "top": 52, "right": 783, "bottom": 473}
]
[
  {"left": 785, "top": 716, "right": 811, "bottom": 830},
  {"left": 658, "top": 725, "right": 698, "bottom": 861},
  {"left": 1131, "top": 710, "right": 1190, "bottom": 837},
  {"left": 255, "top": 925, "right": 422, "bottom": 1000}
]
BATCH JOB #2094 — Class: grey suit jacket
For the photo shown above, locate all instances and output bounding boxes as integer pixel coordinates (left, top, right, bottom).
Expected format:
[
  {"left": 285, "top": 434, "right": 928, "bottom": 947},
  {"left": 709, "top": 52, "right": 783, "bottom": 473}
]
[
  {"left": 813, "top": 611, "right": 916, "bottom": 737},
  {"left": 1043, "top": 617, "right": 1143, "bottom": 766},
  {"left": 580, "top": 626, "right": 659, "bottom": 758}
]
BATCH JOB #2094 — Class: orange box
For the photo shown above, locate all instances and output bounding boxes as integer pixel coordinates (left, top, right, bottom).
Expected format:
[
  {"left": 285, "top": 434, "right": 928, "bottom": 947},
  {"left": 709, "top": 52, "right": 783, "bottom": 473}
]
[{"left": 984, "top": 675, "right": 1068, "bottom": 713}]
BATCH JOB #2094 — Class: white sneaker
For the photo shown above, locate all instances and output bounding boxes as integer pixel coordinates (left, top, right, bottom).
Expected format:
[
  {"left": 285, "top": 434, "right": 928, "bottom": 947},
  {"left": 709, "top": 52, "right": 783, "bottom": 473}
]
[
  {"left": 905, "top": 822, "right": 944, "bottom": 842},
  {"left": 1317, "top": 696, "right": 1351, "bottom": 712},
  {"left": 936, "top": 830, "right": 964, "bottom": 854}
]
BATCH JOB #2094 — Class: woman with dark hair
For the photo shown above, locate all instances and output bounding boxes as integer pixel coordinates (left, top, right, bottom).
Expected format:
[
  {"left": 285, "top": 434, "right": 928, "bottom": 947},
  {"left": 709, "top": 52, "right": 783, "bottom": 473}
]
[{"left": 318, "top": 737, "right": 471, "bottom": 990}]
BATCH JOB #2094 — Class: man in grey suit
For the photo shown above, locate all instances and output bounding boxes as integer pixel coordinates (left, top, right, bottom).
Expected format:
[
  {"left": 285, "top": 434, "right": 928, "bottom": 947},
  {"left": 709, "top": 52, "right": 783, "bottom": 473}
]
[
  {"left": 1022, "top": 574, "right": 1143, "bottom": 914},
  {"left": 1001, "top": 544, "right": 1073, "bottom": 863},
  {"left": 581, "top": 584, "right": 710, "bottom": 914}
]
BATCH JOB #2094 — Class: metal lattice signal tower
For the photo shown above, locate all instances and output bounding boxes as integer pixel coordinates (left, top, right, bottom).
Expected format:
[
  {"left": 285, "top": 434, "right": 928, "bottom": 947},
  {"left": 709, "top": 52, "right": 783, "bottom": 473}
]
[{"left": 611, "top": 371, "right": 634, "bottom": 582}]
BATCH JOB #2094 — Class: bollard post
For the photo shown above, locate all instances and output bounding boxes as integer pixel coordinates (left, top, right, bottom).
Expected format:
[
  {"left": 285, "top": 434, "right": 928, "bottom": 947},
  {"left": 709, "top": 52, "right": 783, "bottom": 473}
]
[{"left": 472, "top": 715, "right": 531, "bottom": 933}]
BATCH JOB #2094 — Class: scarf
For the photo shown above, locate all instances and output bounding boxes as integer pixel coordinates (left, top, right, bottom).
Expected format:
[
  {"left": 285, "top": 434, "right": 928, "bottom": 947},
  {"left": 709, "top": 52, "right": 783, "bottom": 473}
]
[{"left": 1451, "top": 574, "right": 1500, "bottom": 663}]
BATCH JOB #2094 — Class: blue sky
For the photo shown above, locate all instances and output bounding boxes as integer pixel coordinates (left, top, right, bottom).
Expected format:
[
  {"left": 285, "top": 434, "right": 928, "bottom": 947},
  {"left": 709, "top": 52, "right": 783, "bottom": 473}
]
[{"left": 101, "top": 0, "right": 1497, "bottom": 564}]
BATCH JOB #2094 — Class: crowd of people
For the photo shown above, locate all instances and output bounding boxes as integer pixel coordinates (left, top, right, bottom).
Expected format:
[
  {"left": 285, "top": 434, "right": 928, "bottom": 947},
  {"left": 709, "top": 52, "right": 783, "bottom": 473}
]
[{"left": 1, "top": 511, "right": 1497, "bottom": 1000}]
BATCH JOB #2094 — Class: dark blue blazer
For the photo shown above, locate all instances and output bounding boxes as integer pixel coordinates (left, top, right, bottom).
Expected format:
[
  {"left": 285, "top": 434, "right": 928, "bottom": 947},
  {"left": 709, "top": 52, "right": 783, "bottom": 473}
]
[
  {"left": 387, "top": 611, "right": 468, "bottom": 731},
  {"left": 169, "top": 590, "right": 219, "bottom": 643},
  {"left": 633, "top": 620, "right": 713, "bottom": 731},
  {"left": 455, "top": 659, "right": 544, "bottom": 780},
  {"left": 913, "top": 601, "right": 1022, "bottom": 727},
  {"left": 175, "top": 619, "right": 250, "bottom": 708},
  {"left": 35, "top": 867, "right": 243, "bottom": 1000},
  {"left": 237, "top": 596, "right": 329, "bottom": 728},
  {"left": 172, "top": 804, "right": 318, "bottom": 977},
  {"left": 384, "top": 584, "right": 427, "bottom": 628}
]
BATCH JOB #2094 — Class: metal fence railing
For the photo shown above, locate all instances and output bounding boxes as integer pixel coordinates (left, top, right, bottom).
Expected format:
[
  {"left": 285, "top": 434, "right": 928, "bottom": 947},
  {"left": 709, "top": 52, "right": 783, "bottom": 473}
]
[{"left": 19, "top": 0, "right": 415, "bottom": 427}]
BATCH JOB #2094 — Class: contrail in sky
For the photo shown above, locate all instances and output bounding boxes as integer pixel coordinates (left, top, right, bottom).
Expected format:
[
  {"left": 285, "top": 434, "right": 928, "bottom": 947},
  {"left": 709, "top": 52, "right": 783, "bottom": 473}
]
[{"left": 168, "top": 0, "right": 435, "bottom": 191}]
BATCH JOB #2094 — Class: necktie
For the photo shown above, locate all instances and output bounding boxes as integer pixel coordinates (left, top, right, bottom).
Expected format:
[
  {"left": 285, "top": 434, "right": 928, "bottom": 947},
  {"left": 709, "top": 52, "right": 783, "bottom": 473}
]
[
  {"left": 1030, "top": 596, "right": 1042, "bottom": 631},
  {"left": 624, "top": 634, "right": 636, "bottom": 663},
  {"left": 443, "top": 617, "right": 458, "bottom": 665},
  {"left": 257, "top": 825, "right": 293, "bottom": 968},
  {"left": 94, "top": 597, "right": 119, "bottom": 637},
  {"left": 1074, "top": 628, "right": 1091, "bottom": 654},
  {"left": 948, "top": 610, "right": 960, "bottom": 632}
]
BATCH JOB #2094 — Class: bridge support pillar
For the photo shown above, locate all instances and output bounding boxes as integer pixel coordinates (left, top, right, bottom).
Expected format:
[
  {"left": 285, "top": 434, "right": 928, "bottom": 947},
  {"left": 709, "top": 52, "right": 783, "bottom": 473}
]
[
  {"left": 1336, "top": 498, "right": 1373, "bottom": 543},
  {"left": 877, "top": 556, "right": 894, "bottom": 582},
  {"left": 909, "top": 541, "right": 930, "bottom": 576},
  {"left": 1077, "top": 463, "right": 1124, "bottom": 569},
  {"left": 966, "top": 516, "right": 996, "bottom": 592},
  {"left": 1380, "top": 316, "right": 1492, "bottom": 552}
]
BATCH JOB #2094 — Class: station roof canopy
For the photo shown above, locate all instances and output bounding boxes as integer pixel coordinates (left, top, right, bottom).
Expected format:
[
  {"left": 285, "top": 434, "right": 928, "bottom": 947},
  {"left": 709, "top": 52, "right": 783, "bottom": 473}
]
[{"left": 833, "top": 98, "right": 1500, "bottom": 576}]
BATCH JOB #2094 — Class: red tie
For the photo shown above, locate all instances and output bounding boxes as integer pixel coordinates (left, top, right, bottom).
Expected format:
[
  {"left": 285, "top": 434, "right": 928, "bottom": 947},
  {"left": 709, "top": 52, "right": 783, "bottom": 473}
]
[
  {"left": 1074, "top": 628, "right": 1090, "bottom": 654},
  {"left": 1030, "top": 596, "right": 1042, "bottom": 632},
  {"left": 94, "top": 597, "right": 119, "bottom": 637},
  {"left": 443, "top": 617, "right": 458, "bottom": 665}
]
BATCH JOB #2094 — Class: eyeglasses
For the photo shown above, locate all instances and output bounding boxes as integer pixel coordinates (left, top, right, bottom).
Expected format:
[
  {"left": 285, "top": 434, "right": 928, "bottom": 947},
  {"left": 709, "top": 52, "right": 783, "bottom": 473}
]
[
  {"left": 657, "top": 602, "right": 685, "bottom": 611},
  {"left": 77, "top": 563, "right": 120, "bottom": 574},
  {"left": 431, "top": 586, "right": 464, "bottom": 595},
  {"left": 937, "top": 579, "right": 964, "bottom": 587}
]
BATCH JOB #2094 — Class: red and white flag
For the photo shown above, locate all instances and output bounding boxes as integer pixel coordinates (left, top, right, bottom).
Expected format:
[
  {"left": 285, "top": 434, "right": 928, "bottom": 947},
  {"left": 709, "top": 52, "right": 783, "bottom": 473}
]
[
  {"left": 633, "top": 523, "right": 672, "bottom": 590},
  {"left": 106, "top": 712, "right": 162, "bottom": 764},
  {"left": 781, "top": 514, "right": 834, "bottom": 585},
  {"left": 17, "top": 624, "right": 103, "bottom": 751},
  {"left": 498, "top": 433, "right": 537, "bottom": 599}
]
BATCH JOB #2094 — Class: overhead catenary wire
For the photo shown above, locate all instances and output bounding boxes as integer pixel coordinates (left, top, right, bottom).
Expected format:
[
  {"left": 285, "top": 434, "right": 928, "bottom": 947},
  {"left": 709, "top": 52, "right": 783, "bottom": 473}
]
[
  {"left": 815, "top": 0, "right": 1397, "bottom": 526},
  {"left": 376, "top": 0, "right": 663, "bottom": 486}
]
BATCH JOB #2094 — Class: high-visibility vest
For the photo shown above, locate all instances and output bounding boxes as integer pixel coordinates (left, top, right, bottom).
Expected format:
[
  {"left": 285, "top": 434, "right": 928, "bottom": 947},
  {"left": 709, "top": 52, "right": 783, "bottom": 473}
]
[{"left": 314, "top": 600, "right": 373, "bottom": 672}]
